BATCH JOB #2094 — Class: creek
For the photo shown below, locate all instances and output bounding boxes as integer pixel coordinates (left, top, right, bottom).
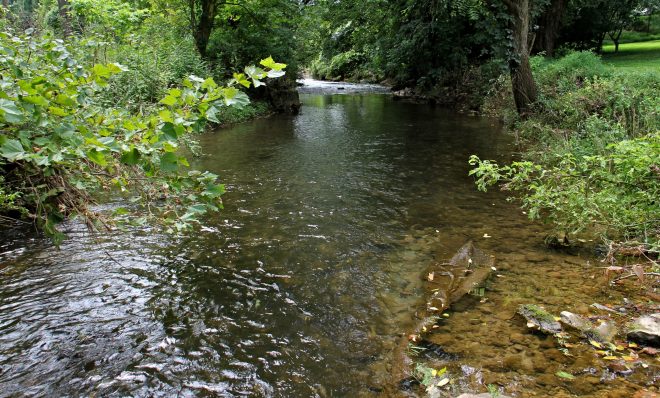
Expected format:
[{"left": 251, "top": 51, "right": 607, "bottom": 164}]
[{"left": 0, "top": 83, "right": 656, "bottom": 397}]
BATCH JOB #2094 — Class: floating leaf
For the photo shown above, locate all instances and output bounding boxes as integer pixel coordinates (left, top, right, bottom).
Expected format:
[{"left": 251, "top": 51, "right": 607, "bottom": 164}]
[
  {"left": 589, "top": 340, "right": 603, "bottom": 349},
  {"left": 436, "top": 378, "right": 449, "bottom": 387},
  {"left": 555, "top": 371, "right": 575, "bottom": 380}
]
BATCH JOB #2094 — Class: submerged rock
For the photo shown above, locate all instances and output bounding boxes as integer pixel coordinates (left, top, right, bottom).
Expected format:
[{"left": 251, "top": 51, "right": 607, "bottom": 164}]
[
  {"left": 560, "top": 311, "right": 591, "bottom": 331},
  {"left": 627, "top": 314, "right": 660, "bottom": 347},
  {"left": 390, "top": 241, "right": 493, "bottom": 389},
  {"left": 560, "top": 311, "right": 618, "bottom": 343},
  {"left": 592, "top": 321, "right": 617, "bottom": 343},
  {"left": 518, "top": 304, "right": 562, "bottom": 334}
]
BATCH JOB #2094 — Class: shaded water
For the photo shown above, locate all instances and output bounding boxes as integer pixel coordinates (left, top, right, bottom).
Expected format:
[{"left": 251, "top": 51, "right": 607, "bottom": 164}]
[{"left": 0, "top": 90, "right": 656, "bottom": 397}]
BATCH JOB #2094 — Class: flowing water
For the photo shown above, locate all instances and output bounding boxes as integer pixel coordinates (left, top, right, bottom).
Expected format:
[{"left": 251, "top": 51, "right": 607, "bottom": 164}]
[{"left": 0, "top": 84, "right": 657, "bottom": 397}]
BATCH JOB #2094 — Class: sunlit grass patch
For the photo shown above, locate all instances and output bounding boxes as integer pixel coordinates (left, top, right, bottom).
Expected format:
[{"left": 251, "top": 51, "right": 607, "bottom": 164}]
[{"left": 602, "top": 40, "right": 660, "bottom": 70}]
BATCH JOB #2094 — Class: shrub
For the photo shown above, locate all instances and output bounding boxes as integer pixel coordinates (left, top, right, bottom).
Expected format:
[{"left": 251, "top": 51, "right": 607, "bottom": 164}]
[
  {"left": 0, "top": 30, "right": 285, "bottom": 242},
  {"left": 470, "top": 132, "right": 660, "bottom": 251},
  {"left": 471, "top": 51, "right": 660, "bottom": 253}
]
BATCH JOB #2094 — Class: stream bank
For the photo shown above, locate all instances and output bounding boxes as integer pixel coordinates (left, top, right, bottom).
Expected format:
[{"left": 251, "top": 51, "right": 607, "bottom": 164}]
[{"left": 0, "top": 85, "right": 657, "bottom": 397}]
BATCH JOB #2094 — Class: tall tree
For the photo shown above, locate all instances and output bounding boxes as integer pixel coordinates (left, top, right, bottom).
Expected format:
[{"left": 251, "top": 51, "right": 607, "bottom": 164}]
[
  {"left": 189, "top": 0, "right": 218, "bottom": 57},
  {"left": 57, "top": 0, "right": 72, "bottom": 36},
  {"left": 501, "top": 0, "right": 538, "bottom": 114},
  {"left": 533, "top": 0, "right": 567, "bottom": 56}
]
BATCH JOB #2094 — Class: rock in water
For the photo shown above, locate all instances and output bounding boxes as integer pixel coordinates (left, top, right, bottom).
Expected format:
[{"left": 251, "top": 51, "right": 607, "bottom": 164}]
[
  {"left": 560, "top": 311, "right": 618, "bottom": 343},
  {"left": 518, "top": 304, "right": 562, "bottom": 334},
  {"left": 560, "top": 311, "right": 591, "bottom": 332},
  {"left": 390, "top": 241, "right": 493, "bottom": 390},
  {"left": 265, "top": 77, "right": 301, "bottom": 114},
  {"left": 627, "top": 314, "right": 660, "bottom": 347}
]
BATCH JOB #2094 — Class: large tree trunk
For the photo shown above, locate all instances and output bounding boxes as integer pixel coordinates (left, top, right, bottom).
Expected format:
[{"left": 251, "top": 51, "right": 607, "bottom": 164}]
[
  {"left": 191, "top": 0, "right": 217, "bottom": 58},
  {"left": 533, "top": 0, "right": 566, "bottom": 57},
  {"left": 504, "top": 0, "right": 538, "bottom": 115},
  {"left": 57, "top": 0, "right": 72, "bottom": 37}
]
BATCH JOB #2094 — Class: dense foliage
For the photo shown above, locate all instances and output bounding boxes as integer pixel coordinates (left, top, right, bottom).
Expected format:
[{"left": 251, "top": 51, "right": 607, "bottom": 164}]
[
  {"left": 470, "top": 52, "right": 659, "bottom": 252},
  {"left": 0, "top": 28, "right": 285, "bottom": 242}
]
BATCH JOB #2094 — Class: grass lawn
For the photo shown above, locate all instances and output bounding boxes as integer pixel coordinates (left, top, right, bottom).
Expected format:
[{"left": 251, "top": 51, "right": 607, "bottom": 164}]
[{"left": 601, "top": 40, "right": 660, "bottom": 70}]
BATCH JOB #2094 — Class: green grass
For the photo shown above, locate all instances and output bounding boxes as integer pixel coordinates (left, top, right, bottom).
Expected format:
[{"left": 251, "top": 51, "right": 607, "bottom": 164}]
[{"left": 601, "top": 40, "right": 660, "bottom": 70}]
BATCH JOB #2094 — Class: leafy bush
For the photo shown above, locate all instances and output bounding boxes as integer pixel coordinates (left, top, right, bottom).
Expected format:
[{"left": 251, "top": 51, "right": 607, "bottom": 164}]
[
  {"left": 469, "top": 133, "right": 660, "bottom": 251},
  {"left": 531, "top": 51, "right": 609, "bottom": 95},
  {"left": 471, "top": 52, "right": 660, "bottom": 252},
  {"left": 0, "top": 30, "right": 285, "bottom": 242},
  {"left": 310, "top": 50, "right": 367, "bottom": 80}
]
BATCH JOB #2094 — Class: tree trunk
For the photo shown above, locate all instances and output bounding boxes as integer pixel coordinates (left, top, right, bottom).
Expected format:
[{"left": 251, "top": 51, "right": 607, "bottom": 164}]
[
  {"left": 533, "top": 0, "right": 566, "bottom": 57},
  {"left": 57, "top": 0, "right": 72, "bottom": 37},
  {"left": 610, "top": 29, "right": 622, "bottom": 53},
  {"left": 192, "top": 0, "right": 217, "bottom": 58},
  {"left": 504, "top": 0, "right": 538, "bottom": 115},
  {"left": 596, "top": 32, "right": 606, "bottom": 54}
]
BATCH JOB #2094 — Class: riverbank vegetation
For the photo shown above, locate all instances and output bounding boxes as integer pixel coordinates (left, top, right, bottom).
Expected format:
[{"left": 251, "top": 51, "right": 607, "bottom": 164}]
[
  {"left": 0, "top": 0, "right": 292, "bottom": 241},
  {"left": 1, "top": 0, "right": 658, "bottom": 259},
  {"left": 300, "top": 0, "right": 659, "bottom": 258},
  {"left": 471, "top": 52, "right": 659, "bottom": 258}
]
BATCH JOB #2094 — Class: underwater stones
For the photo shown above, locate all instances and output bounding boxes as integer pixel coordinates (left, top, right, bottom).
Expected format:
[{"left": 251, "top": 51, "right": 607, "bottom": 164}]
[
  {"left": 502, "top": 352, "right": 534, "bottom": 373},
  {"left": 633, "top": 390, "right": 660, "bottom": 398},
  {"left": 560, "top": 311, "right": 617, "bottom": 343},
  {"left": 560, "top": 311, "right": 591, "bottom": 332},
  {"left": 627, "top": 314, "right": 660, "bottom": 347},
  {"left": 592, "top": 320, "right": 617, "bottom": 343},
  {"left": 517, "top": 304, "right": 562, "bottom": 334}
]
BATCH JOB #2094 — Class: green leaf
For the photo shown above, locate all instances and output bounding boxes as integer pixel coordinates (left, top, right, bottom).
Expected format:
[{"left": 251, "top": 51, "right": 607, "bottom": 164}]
[
  {"left": 206, "top": 106, "right": 220, "bottom": 123},
  {"left": 204, "top": 183, "right": 225, "bottom": 197},
  {"left": 0, "top": 98, "right": 24, "bottom": 123},
  {"left": 87, "top": 149, "right": 107, "bottom": 167},
  {"left": 92, "top": 64, "right": 111, "bottom": 78},
  {"left": 232, "top": 72, "right": 251, "bottom": 88},
  {"left": 161, "top": 122, "right": 179, "bottom": 141},
  {"left": 48, "top": 106, "right": 68, "bottom": 116},
  {"left": 201, "top": 77, "right": 217, "bottom": 89},
  {"left": 260, "top": 56, "right": 286, "bottom": 71},
  {"left": 120, "top": 147, "right": 140, "bottom": 165},
  {"left": 226, "top": 91, "right": 249, "bottom": 108},
  {"left": 0, "top": 139, "right": 26, "bottom": 161},
  {"left": 160, "top": 152, "right": 178, "bottom": 172},
  {"left": 160, "top": 95, "right": 177, "bottom": 106},
  {"left": 23, "top": 95, "right": 49, "bottom": 106}
]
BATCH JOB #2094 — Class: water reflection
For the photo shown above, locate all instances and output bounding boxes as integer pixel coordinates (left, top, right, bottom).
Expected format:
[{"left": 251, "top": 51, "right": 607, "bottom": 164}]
[{"left": 1, "top": 93, "right": 519, "bottom": 397}]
